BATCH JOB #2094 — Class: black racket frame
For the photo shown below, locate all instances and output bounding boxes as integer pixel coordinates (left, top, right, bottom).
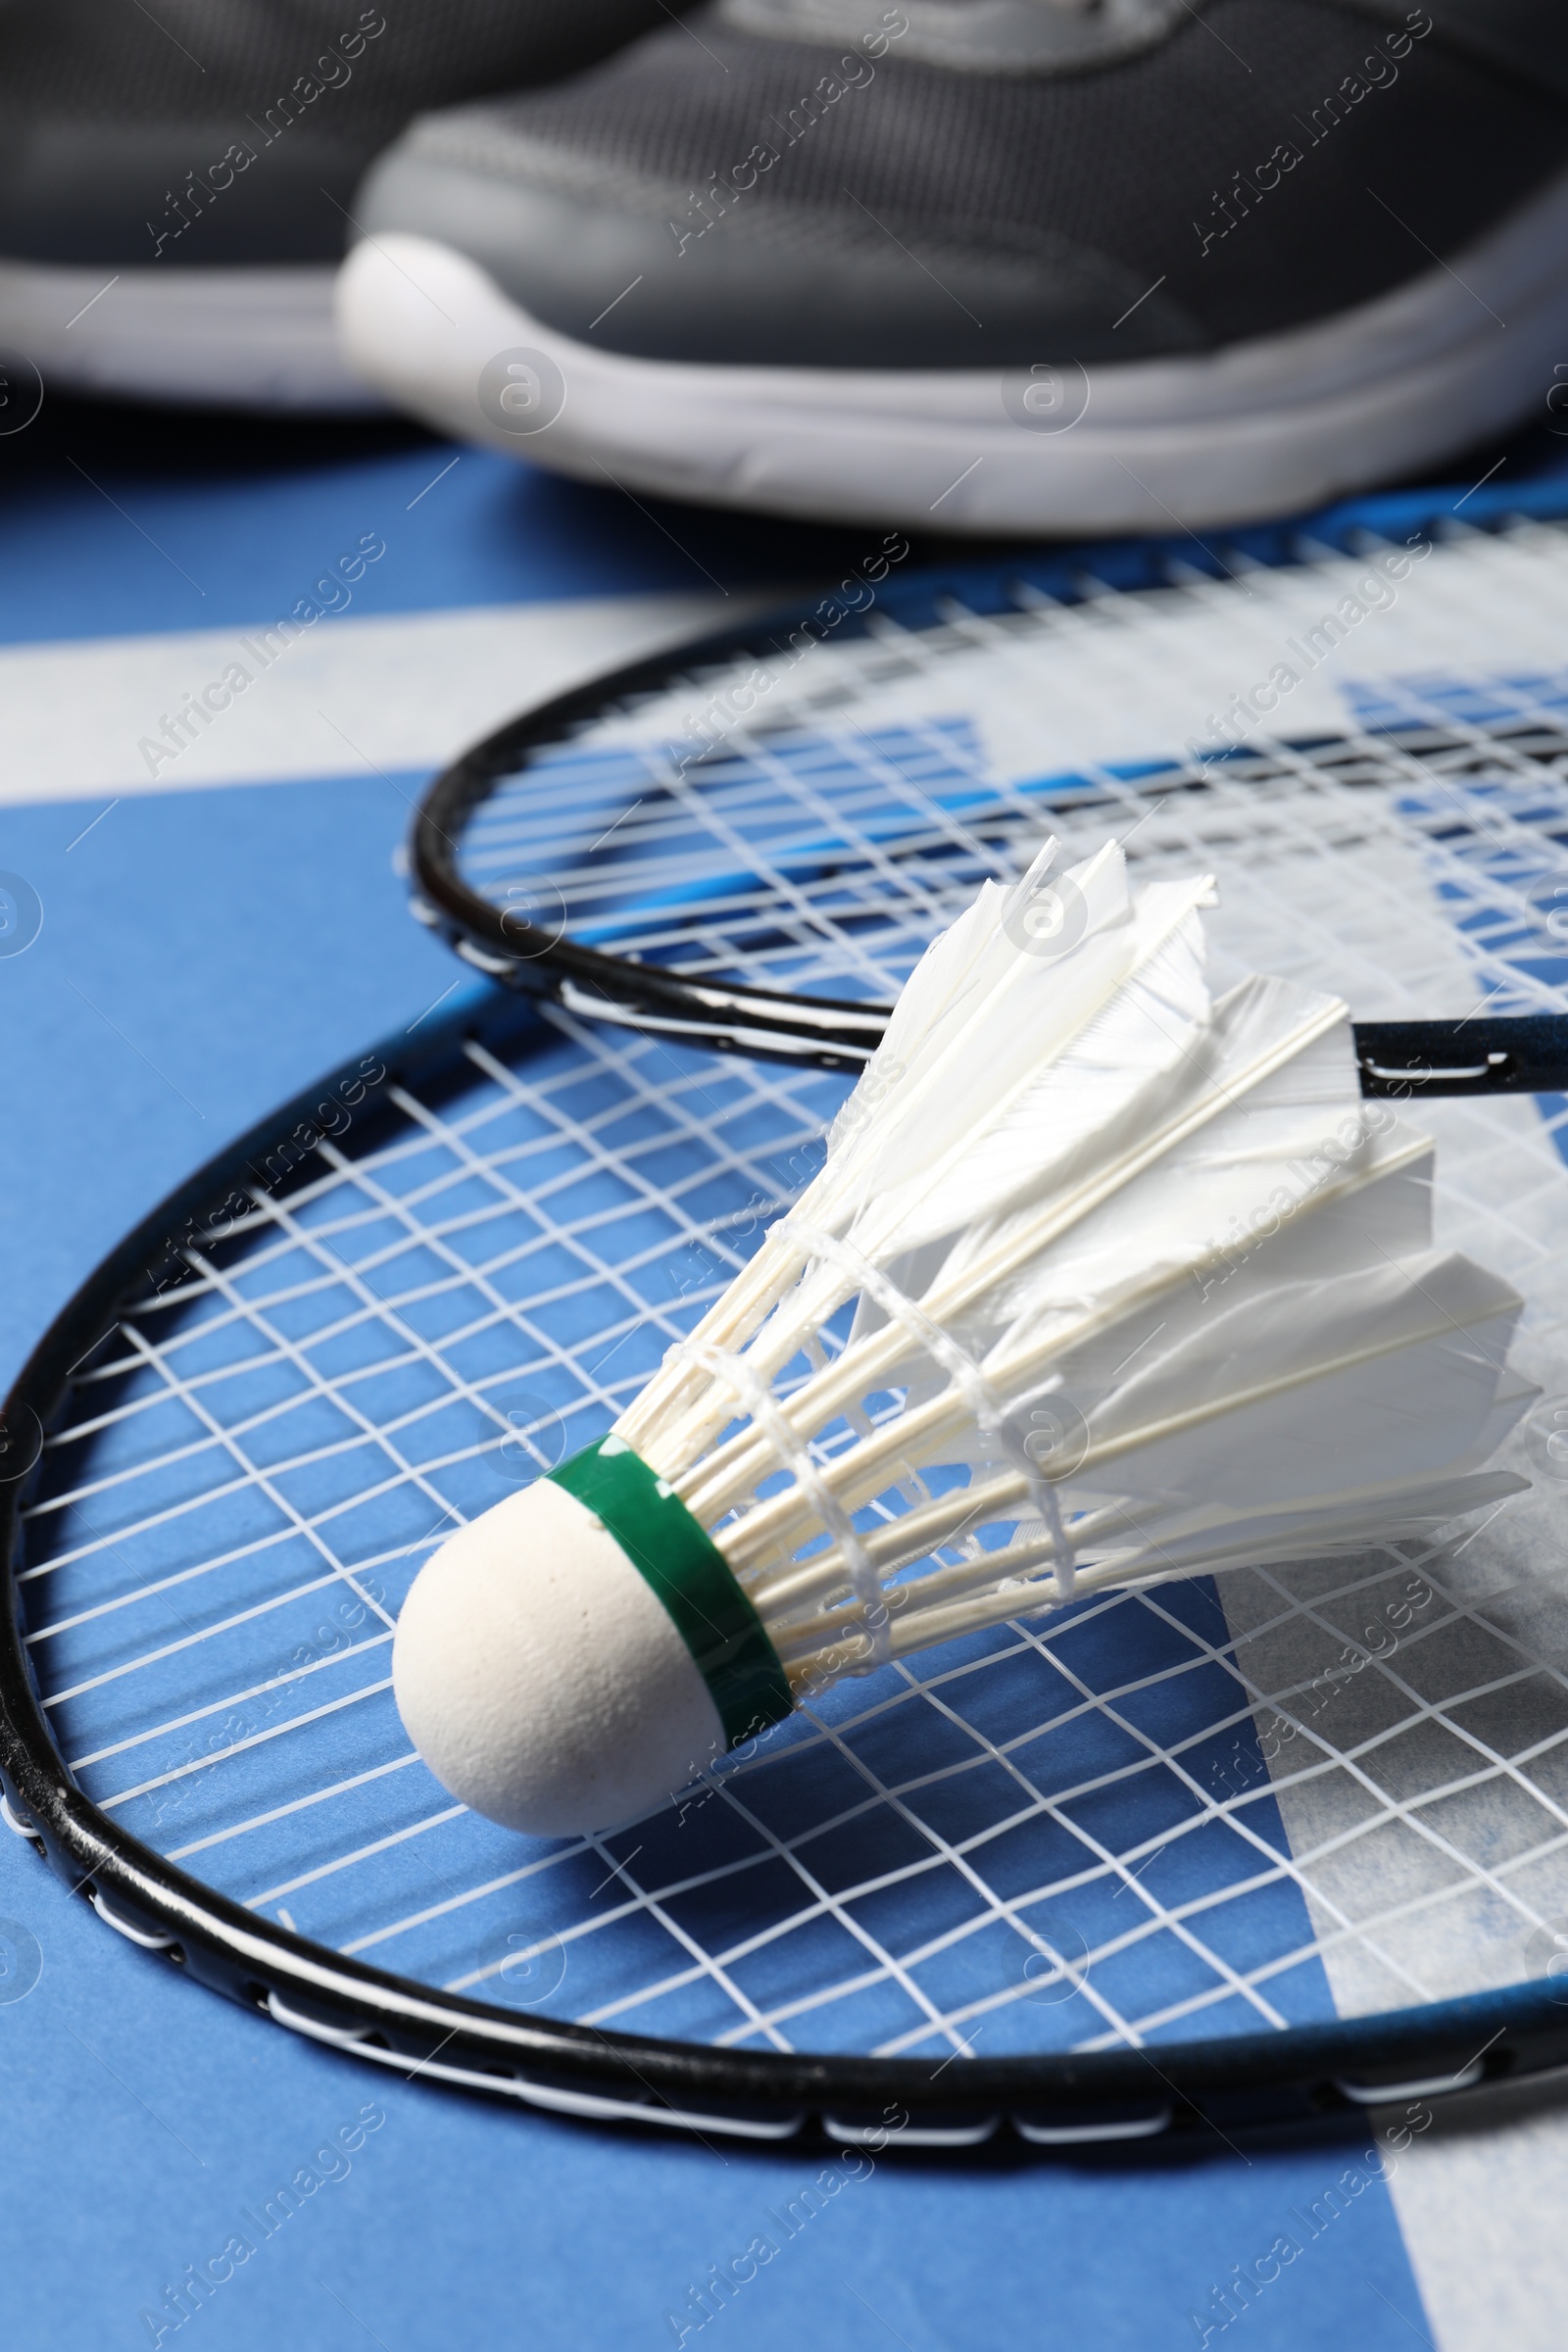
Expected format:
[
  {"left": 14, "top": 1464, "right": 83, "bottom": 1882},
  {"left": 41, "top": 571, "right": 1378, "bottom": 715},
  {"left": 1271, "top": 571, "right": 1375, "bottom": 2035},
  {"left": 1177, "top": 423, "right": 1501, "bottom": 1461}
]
[{"left": 6, "top": 981, "right": 1568, "bottom": 2148}]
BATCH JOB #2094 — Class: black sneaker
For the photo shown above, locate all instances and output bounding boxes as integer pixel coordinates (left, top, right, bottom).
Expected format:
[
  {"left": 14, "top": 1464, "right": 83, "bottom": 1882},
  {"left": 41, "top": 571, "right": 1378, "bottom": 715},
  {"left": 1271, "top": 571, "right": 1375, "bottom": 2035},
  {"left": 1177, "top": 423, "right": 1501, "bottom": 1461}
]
[
  {"left": 338, "top": 0, "right": 1568, "bottom": 530},
  {"left": 0, "top": 0, "right": 681, "bottom": 410}
]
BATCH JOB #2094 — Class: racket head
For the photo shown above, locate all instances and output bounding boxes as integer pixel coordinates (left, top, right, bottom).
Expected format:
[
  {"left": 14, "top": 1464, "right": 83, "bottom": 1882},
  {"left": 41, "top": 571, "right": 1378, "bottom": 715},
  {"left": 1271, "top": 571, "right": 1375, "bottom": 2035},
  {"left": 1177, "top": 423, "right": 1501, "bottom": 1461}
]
[
  {"left": 11, "top": 514, "right": 1568, "bottom": 2144},
  {"left": 7, "top": 987, "right": 1567, "bottom": 2145},
  {"left": 410, "top": 484, "right": 1568, "bottom": 1072}
]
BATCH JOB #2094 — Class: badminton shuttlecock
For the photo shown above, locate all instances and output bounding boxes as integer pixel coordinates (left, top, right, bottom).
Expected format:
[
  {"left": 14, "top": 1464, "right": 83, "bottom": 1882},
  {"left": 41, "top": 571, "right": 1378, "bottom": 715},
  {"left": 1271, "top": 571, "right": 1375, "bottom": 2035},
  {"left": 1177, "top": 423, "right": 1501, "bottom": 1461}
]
[{"left": 393, "top": 840, "right": 1533, "bottom": 1836}]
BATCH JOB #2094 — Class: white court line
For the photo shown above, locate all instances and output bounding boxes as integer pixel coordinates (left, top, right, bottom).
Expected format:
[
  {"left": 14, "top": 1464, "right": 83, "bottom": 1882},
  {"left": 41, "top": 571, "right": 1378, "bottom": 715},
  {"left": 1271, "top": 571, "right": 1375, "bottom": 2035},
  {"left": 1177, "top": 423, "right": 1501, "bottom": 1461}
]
[
  {"left": 0, "top": 593, "right": 731, "bottom": 805},
  {"left": 10, "top": 526, "right": 1568, "bottom": 811}
]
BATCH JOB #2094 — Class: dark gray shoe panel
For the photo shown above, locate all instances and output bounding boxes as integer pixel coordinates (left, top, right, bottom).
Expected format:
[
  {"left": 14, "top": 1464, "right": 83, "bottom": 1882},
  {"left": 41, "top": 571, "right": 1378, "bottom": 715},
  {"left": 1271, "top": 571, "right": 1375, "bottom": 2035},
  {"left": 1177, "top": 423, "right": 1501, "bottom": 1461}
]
[
  {"left": 0, "top": 122, "right": 367, "bottom": 267},
  {"left": 355, "top": 0, "right": 1568, "bottom": 365},
  {"left": 355, "top": 149, "right": 1208, "bottom": 365},
  {"left": 1354, "top": 0, "right": 1568, "bottom": 102},
  {"left": 0, "top": 0, "right": 670, "bottom": 120},
  {"left": 0, "top": 0, "right": 682, "bottom": 267}
]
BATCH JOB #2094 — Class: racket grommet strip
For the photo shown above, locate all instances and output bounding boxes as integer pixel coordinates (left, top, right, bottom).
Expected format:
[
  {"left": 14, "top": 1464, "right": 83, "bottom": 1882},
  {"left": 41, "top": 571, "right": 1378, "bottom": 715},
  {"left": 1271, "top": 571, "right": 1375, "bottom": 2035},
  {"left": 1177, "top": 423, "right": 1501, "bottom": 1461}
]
[
  {"left": 0, "top": 1789, "right": 36, "bottom": 1840},
  {"left": 1010, "top": 2104, "right": 1173, "bottom": 2146},
  {"left": 89, "top": 1886, "right": 179, "bottom": 1952},
  {"left": 1334, "top": 2061, "right": 1488, "bottom": 2105}
]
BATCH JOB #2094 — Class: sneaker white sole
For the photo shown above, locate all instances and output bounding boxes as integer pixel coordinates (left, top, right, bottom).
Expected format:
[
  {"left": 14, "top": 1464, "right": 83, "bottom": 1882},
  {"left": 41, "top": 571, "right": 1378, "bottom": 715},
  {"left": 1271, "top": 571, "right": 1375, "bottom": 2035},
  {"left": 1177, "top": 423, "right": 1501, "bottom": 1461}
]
[
  {"left": 0, "top": 259, "right": 385, "bottom": 411},
  {"left": 336, "top": 171, "right": 1568, "bottom": 533}
]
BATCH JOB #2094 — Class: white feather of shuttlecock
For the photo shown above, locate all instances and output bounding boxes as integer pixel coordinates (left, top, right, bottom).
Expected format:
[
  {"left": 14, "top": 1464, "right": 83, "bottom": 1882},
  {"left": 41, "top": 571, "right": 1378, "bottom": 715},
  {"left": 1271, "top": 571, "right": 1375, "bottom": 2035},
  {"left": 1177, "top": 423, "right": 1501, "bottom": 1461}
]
[{"left": 616, "top": 837, "right": 1533, "bottom": 1697}]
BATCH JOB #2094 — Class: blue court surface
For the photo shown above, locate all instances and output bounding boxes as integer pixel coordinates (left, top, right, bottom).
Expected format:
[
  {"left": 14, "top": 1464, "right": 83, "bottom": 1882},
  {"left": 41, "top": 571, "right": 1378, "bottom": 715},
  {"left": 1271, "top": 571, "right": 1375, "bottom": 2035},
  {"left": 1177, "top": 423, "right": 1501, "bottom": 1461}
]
[{"left": 3, "top": 395, "right": 1567, "bottom": 2352}]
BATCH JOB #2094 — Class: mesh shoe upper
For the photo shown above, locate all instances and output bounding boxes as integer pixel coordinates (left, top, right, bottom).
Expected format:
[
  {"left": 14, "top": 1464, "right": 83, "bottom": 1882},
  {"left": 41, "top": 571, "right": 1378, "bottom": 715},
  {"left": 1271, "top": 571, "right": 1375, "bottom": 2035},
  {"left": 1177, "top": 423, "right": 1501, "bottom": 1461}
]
[
  {"left": 355, "top": 0, "right": 1568, "bottom": 365},
  {"left": 0, "top": 0, "right": 681, "bottom": 265}
]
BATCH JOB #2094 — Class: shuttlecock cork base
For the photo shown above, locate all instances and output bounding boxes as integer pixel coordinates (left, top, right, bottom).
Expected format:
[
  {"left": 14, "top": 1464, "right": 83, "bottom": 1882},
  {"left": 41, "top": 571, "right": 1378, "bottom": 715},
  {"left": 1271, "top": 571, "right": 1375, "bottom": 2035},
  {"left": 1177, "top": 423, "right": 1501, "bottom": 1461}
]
[
  {"left": 391, "top": 1439, "right": 792, "bottom": 1836},
  {"left": 394, "top": 838, "right": 1533, "bottom": 1841}
]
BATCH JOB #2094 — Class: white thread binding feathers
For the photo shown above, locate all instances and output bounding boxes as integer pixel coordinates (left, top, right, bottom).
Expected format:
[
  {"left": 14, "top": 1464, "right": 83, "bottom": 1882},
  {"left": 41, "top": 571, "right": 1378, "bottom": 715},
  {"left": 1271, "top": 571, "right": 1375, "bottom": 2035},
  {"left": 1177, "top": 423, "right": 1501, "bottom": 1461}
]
[{"left": 392, "top": 840, "right": 1534, "bottom": 1836}]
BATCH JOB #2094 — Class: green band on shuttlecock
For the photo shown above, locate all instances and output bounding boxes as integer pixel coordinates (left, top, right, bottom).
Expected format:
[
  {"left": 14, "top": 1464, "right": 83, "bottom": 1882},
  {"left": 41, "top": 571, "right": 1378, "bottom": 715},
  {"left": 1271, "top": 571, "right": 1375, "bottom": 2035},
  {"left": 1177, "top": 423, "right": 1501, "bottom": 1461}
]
[{"left": 549, "top": 1438, "right": 794, "bottom": 1748}]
